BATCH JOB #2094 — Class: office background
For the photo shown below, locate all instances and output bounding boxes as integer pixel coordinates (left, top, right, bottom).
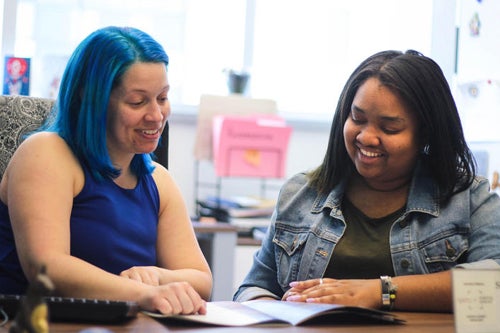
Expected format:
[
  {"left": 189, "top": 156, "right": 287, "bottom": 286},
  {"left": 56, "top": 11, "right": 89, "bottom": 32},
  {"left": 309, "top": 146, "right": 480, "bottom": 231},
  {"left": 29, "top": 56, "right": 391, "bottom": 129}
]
[
  {"left": 1, "top": 0, "right": 499, "bottom": 293},
  {"left": 1, "top": 0, "right": 467, "bottom": 215}
]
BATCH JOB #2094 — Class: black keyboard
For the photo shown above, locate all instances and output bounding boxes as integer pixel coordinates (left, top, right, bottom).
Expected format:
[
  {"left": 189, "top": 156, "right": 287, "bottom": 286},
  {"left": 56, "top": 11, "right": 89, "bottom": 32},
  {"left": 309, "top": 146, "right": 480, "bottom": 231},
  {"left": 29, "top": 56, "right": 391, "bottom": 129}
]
[{"left": 0, "top": 294, "right": 139, "bottom": 323}]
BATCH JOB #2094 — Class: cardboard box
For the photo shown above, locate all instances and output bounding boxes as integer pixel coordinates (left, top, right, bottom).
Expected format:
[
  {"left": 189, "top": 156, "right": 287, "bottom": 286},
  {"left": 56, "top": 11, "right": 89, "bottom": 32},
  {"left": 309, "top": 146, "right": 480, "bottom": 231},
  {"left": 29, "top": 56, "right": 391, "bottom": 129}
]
[{"left": 212, "top": 115, "right": 292, "bottom": 178}]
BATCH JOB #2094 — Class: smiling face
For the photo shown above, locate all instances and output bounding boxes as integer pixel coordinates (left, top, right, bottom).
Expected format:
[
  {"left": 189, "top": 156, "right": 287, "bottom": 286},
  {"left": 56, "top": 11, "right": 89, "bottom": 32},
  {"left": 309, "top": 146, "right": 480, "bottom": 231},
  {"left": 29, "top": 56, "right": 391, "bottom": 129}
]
[
  {"left": 107, "top": 62, "right": 170, "bottom": 164},
  {"left": 343, "top": 77, "right": 421, "bottom": 191}
]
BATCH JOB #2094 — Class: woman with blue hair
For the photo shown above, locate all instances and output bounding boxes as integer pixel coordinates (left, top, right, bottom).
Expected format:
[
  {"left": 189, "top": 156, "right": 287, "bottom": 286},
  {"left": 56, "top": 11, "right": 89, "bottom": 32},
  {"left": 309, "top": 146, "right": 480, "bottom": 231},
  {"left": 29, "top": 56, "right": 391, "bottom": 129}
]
[{"left": 0, "top": 26, "right": 212, "bottom": 315}]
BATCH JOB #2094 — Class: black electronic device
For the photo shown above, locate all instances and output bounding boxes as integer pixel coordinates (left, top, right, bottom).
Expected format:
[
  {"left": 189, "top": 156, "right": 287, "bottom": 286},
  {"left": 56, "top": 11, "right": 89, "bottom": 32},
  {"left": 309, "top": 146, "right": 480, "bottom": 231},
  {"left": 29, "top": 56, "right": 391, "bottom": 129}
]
[{"left": 0, "top": 294, "right": 139, "bottom": 323}]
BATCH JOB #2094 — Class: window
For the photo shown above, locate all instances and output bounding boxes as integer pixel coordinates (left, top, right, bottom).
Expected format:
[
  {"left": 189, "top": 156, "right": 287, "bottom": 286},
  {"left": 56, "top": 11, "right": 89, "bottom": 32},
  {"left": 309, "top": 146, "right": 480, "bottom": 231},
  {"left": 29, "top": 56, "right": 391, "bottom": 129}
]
[
  {"left": 251, "top": 0, "right": 433, "bottom": 119},
  {"left": 6, "top": 0, "right": 433, "bottom": 118}
]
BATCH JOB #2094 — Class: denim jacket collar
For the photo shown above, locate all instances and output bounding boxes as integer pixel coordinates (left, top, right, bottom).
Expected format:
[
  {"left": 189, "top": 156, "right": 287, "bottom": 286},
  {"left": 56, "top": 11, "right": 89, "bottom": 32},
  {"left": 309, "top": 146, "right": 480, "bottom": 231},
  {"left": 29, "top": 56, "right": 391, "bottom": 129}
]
[{"left": 311, "top": 160, "right": 440, "bottom": 218}]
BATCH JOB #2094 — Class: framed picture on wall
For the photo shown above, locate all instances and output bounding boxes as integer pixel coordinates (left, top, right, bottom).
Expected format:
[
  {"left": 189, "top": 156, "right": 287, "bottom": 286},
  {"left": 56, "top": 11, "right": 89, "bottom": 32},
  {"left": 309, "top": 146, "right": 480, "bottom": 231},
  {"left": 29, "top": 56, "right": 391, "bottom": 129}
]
[{"left": 3, "top": 56, "right": 31, "bottom": 96}]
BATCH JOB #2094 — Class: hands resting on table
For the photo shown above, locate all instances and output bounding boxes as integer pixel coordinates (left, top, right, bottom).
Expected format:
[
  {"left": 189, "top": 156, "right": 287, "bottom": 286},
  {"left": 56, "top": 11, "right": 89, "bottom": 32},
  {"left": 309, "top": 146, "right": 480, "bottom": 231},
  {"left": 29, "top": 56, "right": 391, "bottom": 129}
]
[
  {"left": 281, "top": 278, "right": 381, "bottom": 309},
  {"left": 120, "top": 266, "right": 207, "bottom": 315}
]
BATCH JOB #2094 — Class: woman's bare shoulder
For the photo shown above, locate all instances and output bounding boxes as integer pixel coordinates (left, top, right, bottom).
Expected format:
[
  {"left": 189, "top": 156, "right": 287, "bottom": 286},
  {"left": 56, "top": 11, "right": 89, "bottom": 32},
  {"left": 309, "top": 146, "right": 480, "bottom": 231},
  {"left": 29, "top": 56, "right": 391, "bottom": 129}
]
[
  {"left": 150, "top": 161, "right": 187, "bottom": 214},
  {"left": 4, "top": 132, "right": 83, "bottom": 188},
  {"left": 19, "top": 131, "right": 68, "bottom": 148},
  {"left": 151, "top": 161, "right": 173, "bottom": 192}
]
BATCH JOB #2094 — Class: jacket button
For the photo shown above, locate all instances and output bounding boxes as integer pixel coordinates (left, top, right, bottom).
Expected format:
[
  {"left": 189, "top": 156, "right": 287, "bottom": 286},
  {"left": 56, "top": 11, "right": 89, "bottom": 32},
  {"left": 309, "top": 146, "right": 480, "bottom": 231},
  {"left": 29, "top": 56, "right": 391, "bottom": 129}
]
[{"left": 400, "top": 259, "right": 410, "bottom": 269}]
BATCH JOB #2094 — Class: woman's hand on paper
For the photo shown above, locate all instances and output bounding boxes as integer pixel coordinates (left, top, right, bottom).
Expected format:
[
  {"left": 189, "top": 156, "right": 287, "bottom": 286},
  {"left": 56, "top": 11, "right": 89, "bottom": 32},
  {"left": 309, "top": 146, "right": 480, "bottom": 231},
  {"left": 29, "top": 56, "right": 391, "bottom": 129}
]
[
  {"left": 122, "top": 266, "right": 207, "bottom": 315},
  {"left": 140, "top": 282, "right": 207, "bottom": 315},
  {"left": 282, "top": 278, "right": 381, "bottom": 309}
]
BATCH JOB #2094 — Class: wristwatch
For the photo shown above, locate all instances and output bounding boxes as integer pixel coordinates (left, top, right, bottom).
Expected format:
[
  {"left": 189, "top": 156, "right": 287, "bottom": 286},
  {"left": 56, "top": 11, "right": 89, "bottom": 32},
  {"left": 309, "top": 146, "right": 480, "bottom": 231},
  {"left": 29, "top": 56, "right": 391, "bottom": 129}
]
[{"left": 380, "top": 275, "right": 397, "bottom": 310}]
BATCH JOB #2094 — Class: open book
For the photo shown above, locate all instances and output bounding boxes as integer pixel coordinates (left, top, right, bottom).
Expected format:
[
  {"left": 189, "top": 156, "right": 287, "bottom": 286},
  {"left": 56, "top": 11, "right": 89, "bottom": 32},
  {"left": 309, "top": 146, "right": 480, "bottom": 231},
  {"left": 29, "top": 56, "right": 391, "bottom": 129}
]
[{"left": 144, "top": 300, "right": 405, "bottom": 327}]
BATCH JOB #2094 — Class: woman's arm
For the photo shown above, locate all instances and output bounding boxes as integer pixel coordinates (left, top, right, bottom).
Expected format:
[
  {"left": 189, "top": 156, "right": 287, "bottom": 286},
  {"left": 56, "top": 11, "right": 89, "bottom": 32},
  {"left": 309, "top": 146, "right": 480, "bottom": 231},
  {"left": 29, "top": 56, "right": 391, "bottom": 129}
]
[
  {"left": 233, "top": 218, "right": 284, "bottom": 302},
  {"left": 6, "top": 132, "right": 86, "bottom": 289},
  {"left": 144, "top": 163, "right": 213, "bottom": 300},
  {"left": 283, "top": 271, "right": 452, "bottom": 312},
  {"left": 4, "top": 133, "right": 206, "bottom": 314},
  {"left": 391, "top": 271, "right": 452, "bottom": 311}
]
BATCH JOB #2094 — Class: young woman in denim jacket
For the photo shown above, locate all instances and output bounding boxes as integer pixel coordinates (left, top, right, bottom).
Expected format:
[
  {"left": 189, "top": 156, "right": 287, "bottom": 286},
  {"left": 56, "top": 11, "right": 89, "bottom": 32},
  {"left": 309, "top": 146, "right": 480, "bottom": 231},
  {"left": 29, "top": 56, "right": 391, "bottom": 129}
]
[{"left": 233, "top": 50, "right": 500, "bottom": 312}]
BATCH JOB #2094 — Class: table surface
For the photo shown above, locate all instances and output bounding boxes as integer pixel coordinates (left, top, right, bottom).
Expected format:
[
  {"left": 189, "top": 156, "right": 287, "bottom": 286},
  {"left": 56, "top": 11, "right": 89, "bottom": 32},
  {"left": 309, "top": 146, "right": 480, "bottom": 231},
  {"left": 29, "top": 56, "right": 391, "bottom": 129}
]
[
  {"left": 1, "top": 311, "right": 455, "bottom": 333},
  {"left": 191, "top": 221, "right": 237, "bottom": 233}
]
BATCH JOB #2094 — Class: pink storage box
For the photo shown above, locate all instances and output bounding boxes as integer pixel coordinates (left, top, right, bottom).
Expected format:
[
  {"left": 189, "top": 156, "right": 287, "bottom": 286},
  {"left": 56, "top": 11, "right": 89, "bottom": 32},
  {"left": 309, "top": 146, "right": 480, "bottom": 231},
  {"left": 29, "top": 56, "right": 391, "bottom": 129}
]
[{"left": 212, "top": 115, "right": 292, "bottom": 178}]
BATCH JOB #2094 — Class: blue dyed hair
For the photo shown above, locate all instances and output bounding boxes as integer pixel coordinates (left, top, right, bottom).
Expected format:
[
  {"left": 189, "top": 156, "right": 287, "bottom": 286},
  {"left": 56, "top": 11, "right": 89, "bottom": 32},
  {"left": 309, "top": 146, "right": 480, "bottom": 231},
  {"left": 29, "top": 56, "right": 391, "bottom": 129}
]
[{"left": 43, "top": 26, "right": 169, "bottom": 181}]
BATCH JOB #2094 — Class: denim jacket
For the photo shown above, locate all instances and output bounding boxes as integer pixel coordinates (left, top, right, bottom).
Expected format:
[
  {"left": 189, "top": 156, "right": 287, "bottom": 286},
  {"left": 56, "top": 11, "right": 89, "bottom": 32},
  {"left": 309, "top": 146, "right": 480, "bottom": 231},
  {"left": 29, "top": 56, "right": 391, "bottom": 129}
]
[{"left": 233, "top": 163, "right": 500, "bottom": 301}]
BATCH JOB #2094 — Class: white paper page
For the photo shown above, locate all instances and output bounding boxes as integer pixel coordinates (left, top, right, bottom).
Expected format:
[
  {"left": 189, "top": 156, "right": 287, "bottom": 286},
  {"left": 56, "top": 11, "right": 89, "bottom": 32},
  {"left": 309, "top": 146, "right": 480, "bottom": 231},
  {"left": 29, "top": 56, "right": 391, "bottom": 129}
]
[
  {"left": 243, "top": 300, "right": 349, "bottom": 326},
  {"left": 145, "top": 301, "right": 284, "bottom": 326}
]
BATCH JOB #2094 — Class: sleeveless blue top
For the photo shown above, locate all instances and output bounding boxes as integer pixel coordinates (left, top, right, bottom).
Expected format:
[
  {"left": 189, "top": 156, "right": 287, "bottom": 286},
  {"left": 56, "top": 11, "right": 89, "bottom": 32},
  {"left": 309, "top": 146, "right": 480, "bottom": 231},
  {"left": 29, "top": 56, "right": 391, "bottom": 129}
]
[{"left": 0, "top": 165, "right": 160, "bottom": 294}]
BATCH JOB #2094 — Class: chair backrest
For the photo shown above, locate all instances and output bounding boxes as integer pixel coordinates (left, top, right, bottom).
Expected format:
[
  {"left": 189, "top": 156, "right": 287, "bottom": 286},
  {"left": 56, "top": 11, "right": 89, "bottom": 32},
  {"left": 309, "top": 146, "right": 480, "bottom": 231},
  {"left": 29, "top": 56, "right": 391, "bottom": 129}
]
[
  {"left": 0, "top": 95, "right": 168, "bottom": 180},
  {"left": 0, "top": 95, "right": 54, "bottom": 179},
  {"left": 155, "top": 122, "right": 169, "bottom": 170}
]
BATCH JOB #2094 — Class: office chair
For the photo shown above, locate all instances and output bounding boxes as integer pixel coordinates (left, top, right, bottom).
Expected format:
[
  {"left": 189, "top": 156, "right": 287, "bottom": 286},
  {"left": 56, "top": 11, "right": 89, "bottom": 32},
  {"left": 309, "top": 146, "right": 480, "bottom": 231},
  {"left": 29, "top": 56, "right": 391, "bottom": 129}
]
[
  {"left": 155, "top": 122, "right": 169, "bottom": 169},
  {"left": 0, "top": 95, "right": 168, "bottom": 180},
  {"left": 0, "top": 95, "right": 54, "bottom": 180}
]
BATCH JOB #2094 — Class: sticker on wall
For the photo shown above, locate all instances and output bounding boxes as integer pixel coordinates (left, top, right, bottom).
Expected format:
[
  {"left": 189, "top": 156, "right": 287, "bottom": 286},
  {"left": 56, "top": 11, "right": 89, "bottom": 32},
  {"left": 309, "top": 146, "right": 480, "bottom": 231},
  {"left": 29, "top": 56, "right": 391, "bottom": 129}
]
[
  {"left": 3, "top": 56, "right": 30, "bottom": 96},
  {"left": 468, "top": 83, "right": 479, "bottom": 98},
  {"left": 469, "top": 12, "right": 481, "bottom": 37}
]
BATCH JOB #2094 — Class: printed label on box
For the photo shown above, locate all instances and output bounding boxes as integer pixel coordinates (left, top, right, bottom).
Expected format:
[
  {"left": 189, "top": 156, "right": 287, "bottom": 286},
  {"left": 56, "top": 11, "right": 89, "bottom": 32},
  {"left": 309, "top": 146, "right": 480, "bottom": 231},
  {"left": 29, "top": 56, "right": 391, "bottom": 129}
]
[{"left": 452, "top": 268, "right": 500, "bottom": 333}]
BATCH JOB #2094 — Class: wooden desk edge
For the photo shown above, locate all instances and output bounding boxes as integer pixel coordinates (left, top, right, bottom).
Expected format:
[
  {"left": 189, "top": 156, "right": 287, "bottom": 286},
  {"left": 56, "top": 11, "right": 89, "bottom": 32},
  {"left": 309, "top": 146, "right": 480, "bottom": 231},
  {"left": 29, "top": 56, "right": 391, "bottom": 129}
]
[
  {"left": 0, "top": 311, "right": 454, "bottom": 333},
  {"left": 192, "top": 221, "right": 237, "bottom": 233}
]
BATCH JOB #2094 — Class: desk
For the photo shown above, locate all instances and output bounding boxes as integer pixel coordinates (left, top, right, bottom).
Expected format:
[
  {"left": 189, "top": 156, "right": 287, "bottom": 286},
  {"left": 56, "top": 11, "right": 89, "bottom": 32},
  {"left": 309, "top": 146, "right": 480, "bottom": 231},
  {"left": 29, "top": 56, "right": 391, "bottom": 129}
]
[
  {"left": 0, "top": 312, "right": 455, "bottom": 332},
  {"left": 193, "top": 222, "right": 237, "bottom": 301}
]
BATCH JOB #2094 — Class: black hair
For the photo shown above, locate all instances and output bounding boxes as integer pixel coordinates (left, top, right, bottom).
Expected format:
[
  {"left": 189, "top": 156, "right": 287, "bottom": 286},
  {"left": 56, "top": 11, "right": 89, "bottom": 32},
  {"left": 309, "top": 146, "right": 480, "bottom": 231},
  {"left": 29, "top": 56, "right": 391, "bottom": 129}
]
[{"left": 308, "top": 50, "right": 475, "bottom": 204}]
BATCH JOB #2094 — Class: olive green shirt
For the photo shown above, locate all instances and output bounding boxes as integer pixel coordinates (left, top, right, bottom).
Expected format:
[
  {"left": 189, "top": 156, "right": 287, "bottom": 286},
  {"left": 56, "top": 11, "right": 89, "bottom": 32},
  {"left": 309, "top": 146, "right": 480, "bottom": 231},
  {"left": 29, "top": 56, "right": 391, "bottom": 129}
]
[{"left": 323, "top": 198, "right": 404, "bottom": 279}]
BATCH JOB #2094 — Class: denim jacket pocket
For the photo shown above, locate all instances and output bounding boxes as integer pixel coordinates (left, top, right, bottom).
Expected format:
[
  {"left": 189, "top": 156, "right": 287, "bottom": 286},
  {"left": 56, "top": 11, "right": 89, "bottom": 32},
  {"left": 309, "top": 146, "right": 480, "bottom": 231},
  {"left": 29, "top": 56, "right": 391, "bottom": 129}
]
[
  {"left": 420, "top": 231, "right": 469, "bottom": 273},
  {"left": 273, "top": 225, "right": 309, "bottom": 288}
]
